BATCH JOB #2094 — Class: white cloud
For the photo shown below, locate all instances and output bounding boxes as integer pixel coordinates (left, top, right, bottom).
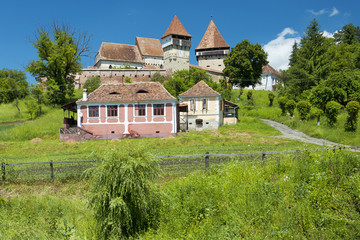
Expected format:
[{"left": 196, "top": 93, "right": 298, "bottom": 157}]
[
  {"left": 263, "top": 28, "right": 301, "bottom": 71},
  {"left": 330, "top": 7, "right": 339, "bottom": 17},
  {"left": 307, "top": 9, "right": 326, "bottom": 16},
  {"left": 322, "top": 30, "right": 334, "bottom": 38}
]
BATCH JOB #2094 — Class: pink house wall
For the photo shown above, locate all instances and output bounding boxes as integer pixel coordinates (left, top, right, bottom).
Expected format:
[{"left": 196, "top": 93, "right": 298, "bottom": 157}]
[
  {"left": 119, "top": 105, "right": 125, "bottom": 122},
  {"left": 100, "top": 105, "right": 106, "bottom": 123},
  {"left": 80, "top": 106, "right": 87, "bottom": 123},
  {"left": 147, "top": 104, "right": 152, "bottom": 122},
  {"left": 128, "top": 104, "right": 133, "bottom": 122},
  {"left": 166, "top": 103, "right": 173, "bottom": 121},
  {"left": 129, "top": 123, "right": 173, "bottom": 134},
  {"left": 83, "top": 124, "right": 125, "bottom": 135}
]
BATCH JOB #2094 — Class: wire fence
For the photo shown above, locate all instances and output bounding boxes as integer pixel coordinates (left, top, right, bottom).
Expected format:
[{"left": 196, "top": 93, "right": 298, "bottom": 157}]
[{"left": 1, "top": 146, "right": 359, "bottom": 183}]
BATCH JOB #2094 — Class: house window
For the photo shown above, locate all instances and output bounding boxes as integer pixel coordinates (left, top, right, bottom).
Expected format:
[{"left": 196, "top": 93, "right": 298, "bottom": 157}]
[
  {"left": 89, "top": 106, "right": 99, "bottom": 117},
  {"left": 190, "top": 99, "right": 196, "bottom": 112},
  {"left": 196, "top": 119, "right": 203, "bottom": 127},
  {"left": 153, "top": 104, "right": 164, "bottom": 116},
  {"left": 135, "top": 104, "right": 146, "bottom": 116},
  {"left": 202, "top": 98, "right": 208, "bottom": 111},
  {"left": 107, "top": 105, "right": 118, "bottom": 117}
]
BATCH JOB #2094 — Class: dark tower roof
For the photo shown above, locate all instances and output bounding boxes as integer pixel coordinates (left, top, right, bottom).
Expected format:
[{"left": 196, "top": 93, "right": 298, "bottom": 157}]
[
  {"left": 161, "top": 15, "right": 192, "bottom": 39},
  {"left": 196, "top": 20, "right": 229, "bottom": 50}
]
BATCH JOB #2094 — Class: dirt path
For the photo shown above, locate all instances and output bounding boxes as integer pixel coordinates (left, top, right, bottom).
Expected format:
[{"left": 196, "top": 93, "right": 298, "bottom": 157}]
[{"left": 261, "top": 119, "right": 346, "bottom": 147}]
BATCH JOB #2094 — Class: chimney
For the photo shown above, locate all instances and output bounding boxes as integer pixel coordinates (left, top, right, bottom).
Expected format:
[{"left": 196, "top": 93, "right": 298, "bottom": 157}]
[{"left": 83, "top": 89, "right": 88, "bottom": 101}]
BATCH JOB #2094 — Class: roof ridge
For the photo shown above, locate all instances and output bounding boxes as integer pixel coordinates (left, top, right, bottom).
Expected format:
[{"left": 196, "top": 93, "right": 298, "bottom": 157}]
[
  {"left": 195, "top": 19, "right": 229, "bottom": 50},
  {"left": 161, "top": 15, "right": 192, "bottom": 39}
]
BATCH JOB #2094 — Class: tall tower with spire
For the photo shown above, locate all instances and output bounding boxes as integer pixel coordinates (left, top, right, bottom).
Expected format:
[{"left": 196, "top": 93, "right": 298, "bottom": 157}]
[
  {"left": 195, "top": 19, "right": 230, "bottom": 72},
  {"left": 161, "top": 15, "right": 192, "bottom": 72}
]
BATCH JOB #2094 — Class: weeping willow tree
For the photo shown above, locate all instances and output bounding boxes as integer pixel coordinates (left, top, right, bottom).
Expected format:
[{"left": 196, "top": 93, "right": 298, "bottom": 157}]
[{"left": 87, "top": 146, "right": 161, "bottom": 239}]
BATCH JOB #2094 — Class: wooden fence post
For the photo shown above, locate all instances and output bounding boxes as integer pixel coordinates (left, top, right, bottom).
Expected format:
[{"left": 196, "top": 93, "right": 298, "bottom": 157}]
[
  {"left": 205, "top": 152, "right": 209, "bottom": 169},
  {"left": 262, "top": 151, "right": 266, "bottom": 162},
  {"left": 50, "top": 161, "right": 54, "bottom": 181},
  {"left": 1, "top": 162, "right": 5, "bottom": 183}
]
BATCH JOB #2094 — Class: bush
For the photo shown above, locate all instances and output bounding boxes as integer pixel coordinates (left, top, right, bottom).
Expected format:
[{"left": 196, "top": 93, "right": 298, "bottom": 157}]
[
  {"left": 285, "top": 99, "right": 296, "bottom": 117},
  {"left": 278, "top": 96, "right": 288, "bottom": 115},
  {"left": 124, "top": 77, "right": 132, "bottom": 83},
  {"left": 325, "top": 101, "right": 342, "bottom": 127},
  {"left": 309, "top": 107, "right": 324, "bottom": 126},
  {"left": 87, "top": 146, "right": 161, "bottom": 239},
  {"left": 83, "top": 76, "right": 100, "bottom": 94},
  {"left": 268, "top": 92, "right": 275, "bottom": 107},
  {"left": 246, "top": 90, "right": 254, "bottom": 106},
  {"left": 345, "top": 101, "right": 360, "bottom": 132},
  {"left": 297, "top": 100, "right": 311, "bottom": 120}
]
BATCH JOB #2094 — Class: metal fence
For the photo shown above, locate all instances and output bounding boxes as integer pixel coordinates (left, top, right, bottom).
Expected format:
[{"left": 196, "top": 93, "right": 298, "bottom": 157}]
[{"left": 1, "top": 146, "right": 359, "bottom": 183}]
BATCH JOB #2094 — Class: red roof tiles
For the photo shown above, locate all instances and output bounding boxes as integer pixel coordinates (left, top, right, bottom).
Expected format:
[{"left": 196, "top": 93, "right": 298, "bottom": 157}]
[
  {"left": 179, "top": 80, "right": 220, "bottom": 97},
  {"left": 262, "top": 64, "right": 281, "bottom": 78},
  {"left": 98, "top": 42, "right": 143, "bottom": 63},
  {"left": 78, "top": 82, "right": 176, "bottom": 103},
  {"left": 135, "top": 37, "right": 164, "bottom": 57},
  {"left": 161, "top": 15, "right": 192, "bottom": 39},
  {"left": 196, "top": 20, "right": 229, "bottom": 50}
]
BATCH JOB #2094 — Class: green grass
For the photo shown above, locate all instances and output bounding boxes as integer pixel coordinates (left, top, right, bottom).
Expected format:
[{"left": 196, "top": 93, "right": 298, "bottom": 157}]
[
  {"left": 140, "top": 150, "right": 360, "bottom": 239},
  {"left": 233, "top": 89, "right": 360, "bottom": 146},
  {"left": 0, "top": 100, "right": 30, "bottom": 123}
]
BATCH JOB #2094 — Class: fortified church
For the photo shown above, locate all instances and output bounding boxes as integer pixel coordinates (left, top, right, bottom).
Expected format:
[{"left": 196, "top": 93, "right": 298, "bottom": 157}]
[
  {"left": 75, "top": 15, "right": 280, "bottom": 91},
  {"left": 75, "top": 15, "right": 231, "bottom": 88}
]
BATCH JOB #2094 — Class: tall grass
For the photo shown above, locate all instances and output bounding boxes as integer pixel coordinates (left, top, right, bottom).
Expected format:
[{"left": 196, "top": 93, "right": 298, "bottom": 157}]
[
  {"left": 140, "top": 150, "right": 360, "bottom": 239},
  {"left": 0, "top": 100, "right": 30, "bottom": 123},
  {"left": 0, "top": 108, "right": 62, "bottom": 141},
  {"left": 0, "top": 195, "right": 96, "bottom": 239}
]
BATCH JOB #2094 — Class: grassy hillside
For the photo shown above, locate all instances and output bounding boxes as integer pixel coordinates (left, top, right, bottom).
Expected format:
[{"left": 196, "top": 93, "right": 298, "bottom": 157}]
[
  {"left": 233, "top": 89, "right": 360, "bottom": 146},
  {"left": 1, "top": 149, "right": 359, "bottom": 239}
]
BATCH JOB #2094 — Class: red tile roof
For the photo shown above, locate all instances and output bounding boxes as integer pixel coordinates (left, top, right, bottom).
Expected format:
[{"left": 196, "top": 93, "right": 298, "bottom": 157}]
[
  {"left": 262, "top": 64, "right": 281, "bottom": 78},
  {"left": 98, "top": 42, "right": 143, "bottom": 63},
  {"left": 196, "top": 20, "right": 229, "bottom": 50},
  {"left": 179, "top": 80, "right": 220, "bottom": 97},
  {"left": 161, "top": 15, "right": 192, "bottom": 39},
  {"left": 135, "top": 37, "right": 164, "bottom": 57},
  {"left": 77, "top": 82, "right": 176, "bottom": 103}
]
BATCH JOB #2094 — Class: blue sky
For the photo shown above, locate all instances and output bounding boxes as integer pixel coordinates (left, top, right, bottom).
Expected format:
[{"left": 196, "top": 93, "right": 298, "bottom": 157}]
[{"left": 1, "top": 0, "right": 359, "bottom": 83}]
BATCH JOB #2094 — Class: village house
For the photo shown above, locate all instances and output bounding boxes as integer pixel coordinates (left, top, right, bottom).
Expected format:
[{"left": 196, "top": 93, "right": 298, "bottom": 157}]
[
  {"left": 178, "top": 80, "right": 238, "bottom": 131},
  {"left": 245, "top": 64, "right": 281, "bottom": 91},
  {"left": 60, "top": 82, "right": 177, "bottom": 141}
]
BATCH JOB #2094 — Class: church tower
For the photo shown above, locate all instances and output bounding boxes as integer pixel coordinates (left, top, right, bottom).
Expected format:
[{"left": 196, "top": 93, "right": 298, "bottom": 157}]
[
  {"left": 161, "top": 15, "right": 192, "bottom": 72},
  {"left": 195, "top": 19, "right": 230, "bottom": 71}
]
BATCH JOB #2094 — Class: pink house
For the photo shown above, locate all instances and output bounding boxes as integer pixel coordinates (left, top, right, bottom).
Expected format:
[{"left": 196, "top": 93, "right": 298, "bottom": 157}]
[{"left": 60, "top": 82, "right": 177, "bottom": 141}]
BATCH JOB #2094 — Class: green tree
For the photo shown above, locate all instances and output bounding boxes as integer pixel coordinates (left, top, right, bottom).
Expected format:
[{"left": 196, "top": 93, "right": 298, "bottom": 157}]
[
  {"left": 0, "top": 69, "right": 28, "bottom": 112},
  {"left": 27, "top": 23, "right": 91, "bottom": 105},
  {"left": 310, "top": 107, "right": 324, "bottom": 126},
  {"left": 286, "top": 19, "right": 333, "bottom": 98},
  {"left": 325, "top": 70, "right": 360, "bottom": 106},
  {"left": 83, "top": 76, "right": 100, "bottom": 94},
  {"left": 24, "top": 99, "right": 39, "bottom": 120},
  {"left": 278, "top": 96, "right": 288, "bottom": 115},
  {"left": 297, "top": 100, "right": 311, "bottom": 120},
  {"left": 268, "top": 92, "right": 275, "bottom": 107},
  {"left": 334, "top": 23, "right": 360, "bottom": 45},
  {"left": 286, "top": 99, "right": 297, "bottom": 117},
  {"left": 325, "top": 101, "right": 342, "bottom": 127},
  {"left": 88, "top": 146, "right": 160, "bottom": 239},
  {"left": 309, "top": 84, "right": 334, "bottom": 111},
  {"left": 223, "top": 39, "right": 268, "bottom": 99},
  {"left": 29, "top": 84, "right": 45, "bottom": 115},
  {"left": 151, "top": 72, "right": 168, "bottom": 84},
  {"left": 345, "top": 101, "right": 360, "bottom": 132}
]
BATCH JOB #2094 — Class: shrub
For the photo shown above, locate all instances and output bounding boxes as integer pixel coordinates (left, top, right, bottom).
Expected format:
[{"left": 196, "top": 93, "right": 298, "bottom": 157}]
[
  {"left": 278, "top": 96, "right": 288, "bottom": 115},
  {"left": 246, "top": 90, "right": 254, "bottom": 106},
  {"left": 325, "top": 101, "right": 342, "bottom": 127},
  {"left": 124, "top": 77, "right": 132, "bottom": 83},
  {"left": 297, "top": 100, "right": 311, "bottom": 120},
  {"left": 83, "top": 76, "right": 100, "bottom": 94},
  {"left": 87, "top": 146, "right": 161, "bottom": 239},
  {"left": 268, "top": 92, "right": 275, "bottom": 107},
  {"left": 309, "top": 107, "right": 324, "bottom": 126},
  {"left": 345, "top": 101, "right": 360, "bottom": 132},
  {"left": 285, "top": 99, "right": 296, "bottom": 117}
]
